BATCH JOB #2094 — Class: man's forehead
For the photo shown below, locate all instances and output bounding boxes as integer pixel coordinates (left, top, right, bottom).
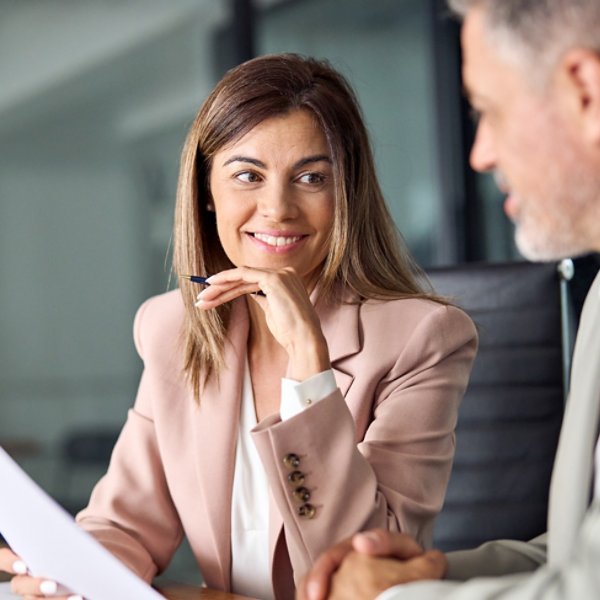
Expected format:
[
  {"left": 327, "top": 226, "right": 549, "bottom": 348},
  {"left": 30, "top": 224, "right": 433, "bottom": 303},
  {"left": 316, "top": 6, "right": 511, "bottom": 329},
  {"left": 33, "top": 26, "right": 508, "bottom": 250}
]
[
  {"left": 460, "top": 6, "right": 517, "bottom": 103},
  {"left": 460, "top": 10, "right": 487, "bottom": 101},
  {"left": 461, "top": 7, "right": 489, "bottom": 70}
]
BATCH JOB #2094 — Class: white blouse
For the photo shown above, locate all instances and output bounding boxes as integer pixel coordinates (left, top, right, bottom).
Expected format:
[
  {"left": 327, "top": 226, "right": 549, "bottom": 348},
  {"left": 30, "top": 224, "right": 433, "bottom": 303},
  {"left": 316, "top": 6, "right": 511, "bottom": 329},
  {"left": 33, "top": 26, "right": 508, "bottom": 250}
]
[{"left": 230, "top": 359, "right": 336, "bottom": 599}]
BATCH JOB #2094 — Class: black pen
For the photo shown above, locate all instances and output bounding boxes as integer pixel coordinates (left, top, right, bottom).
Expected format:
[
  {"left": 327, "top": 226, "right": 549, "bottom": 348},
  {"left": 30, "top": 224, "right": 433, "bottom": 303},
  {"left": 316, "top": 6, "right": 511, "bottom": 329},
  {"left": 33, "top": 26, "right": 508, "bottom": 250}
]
[
  {"left": 180, "top": 274, "right": 211, "bottom": 285},
  {"left": 179, "top": 274, "right": 266, "bottom": 296}
]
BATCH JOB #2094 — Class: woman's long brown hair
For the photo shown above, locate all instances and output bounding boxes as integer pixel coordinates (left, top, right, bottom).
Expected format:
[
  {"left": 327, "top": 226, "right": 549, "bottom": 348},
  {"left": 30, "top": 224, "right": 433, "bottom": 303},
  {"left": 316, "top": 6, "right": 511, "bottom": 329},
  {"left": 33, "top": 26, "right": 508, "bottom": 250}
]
[{"left": 173, "top": 53, "right": 443, "bottom": 399}]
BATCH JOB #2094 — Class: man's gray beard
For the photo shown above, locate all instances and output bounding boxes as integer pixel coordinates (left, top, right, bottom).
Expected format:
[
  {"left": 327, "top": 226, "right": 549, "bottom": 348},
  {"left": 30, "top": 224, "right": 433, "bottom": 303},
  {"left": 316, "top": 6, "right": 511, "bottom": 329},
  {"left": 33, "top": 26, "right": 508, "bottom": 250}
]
[{"left": 514, "top": 223, "right": 589, "bottom": 263}]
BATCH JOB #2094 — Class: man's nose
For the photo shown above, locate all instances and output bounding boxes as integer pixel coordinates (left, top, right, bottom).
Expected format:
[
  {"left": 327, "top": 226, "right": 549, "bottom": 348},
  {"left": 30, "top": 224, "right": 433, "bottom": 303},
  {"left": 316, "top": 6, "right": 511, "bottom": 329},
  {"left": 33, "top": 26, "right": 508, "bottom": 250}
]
[{"left": 469, "top": 121, "right": 496, "bottom": 173}]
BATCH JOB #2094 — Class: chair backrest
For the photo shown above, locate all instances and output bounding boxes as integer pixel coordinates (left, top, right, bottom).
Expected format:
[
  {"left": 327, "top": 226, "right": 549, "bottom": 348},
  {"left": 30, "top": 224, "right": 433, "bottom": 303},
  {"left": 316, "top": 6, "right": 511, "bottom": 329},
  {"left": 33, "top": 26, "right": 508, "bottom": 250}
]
[
  {"left": 56, "top": 427, "right": 121, "bottom": 515},
  {"left": 428, "top": 261, "right": 567, "bottom": 552},
  {"left": 61, "top": 429, "right": 120, "bottom": 467}
]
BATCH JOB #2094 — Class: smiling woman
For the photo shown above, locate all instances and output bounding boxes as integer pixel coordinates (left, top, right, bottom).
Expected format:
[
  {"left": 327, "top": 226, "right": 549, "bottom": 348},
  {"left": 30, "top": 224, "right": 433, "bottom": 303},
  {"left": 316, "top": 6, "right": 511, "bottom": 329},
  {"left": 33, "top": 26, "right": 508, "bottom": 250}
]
[{"left": 0, "top": 54, "right": 477, "bottom": 600}]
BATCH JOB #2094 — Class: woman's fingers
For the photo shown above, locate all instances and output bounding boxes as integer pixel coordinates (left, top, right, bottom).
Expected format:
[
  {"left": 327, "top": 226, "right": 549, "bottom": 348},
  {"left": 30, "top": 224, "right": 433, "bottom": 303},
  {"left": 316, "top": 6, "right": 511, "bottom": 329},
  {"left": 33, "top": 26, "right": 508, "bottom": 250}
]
[
  {"left": 1, "top": 547, "right": 81, "bottom": 600},
  {"left": 194, "top": 280, "right": 262, "bottom": 308},
  {"left": 194, "top": 266, "right": 290, "bottom": 308},
  {"left": 196, "top": 266, "right": 310, "bottom": 307},
  {"left": 207, "top": 267, "right": 268, "bottom": 294},
  {"left": 12, "top": 575, "right": 81, "bottom": 599},
  {"left": 0, "top": 547, "right": 26, "bottom": 574}
]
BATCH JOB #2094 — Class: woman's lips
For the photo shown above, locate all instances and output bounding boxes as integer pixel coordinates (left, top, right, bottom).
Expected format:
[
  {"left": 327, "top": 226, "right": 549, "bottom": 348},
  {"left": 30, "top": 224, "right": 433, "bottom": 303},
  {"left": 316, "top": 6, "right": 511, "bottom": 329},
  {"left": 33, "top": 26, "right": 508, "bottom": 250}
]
[{"left": 246, "top": 231, "right": 307, "bottom": 253}]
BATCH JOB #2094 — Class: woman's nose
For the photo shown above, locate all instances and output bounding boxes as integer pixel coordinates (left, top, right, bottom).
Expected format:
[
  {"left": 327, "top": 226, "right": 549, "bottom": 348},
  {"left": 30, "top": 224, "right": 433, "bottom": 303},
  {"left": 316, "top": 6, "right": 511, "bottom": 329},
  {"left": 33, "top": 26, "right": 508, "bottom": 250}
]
[{"left": 257, "top": 183, "right": 299, "bottom": 220}]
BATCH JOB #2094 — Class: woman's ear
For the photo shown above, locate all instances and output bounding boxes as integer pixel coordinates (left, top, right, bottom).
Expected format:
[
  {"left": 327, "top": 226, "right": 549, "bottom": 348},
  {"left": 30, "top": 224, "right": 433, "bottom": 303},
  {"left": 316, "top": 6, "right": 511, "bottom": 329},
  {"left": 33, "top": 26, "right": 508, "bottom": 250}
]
[
  {"left": 557, "top": 48, "right": 600, "bottom": 144},
  {"left": 206, "top": 191, "right": 215, "bottom": 212}
]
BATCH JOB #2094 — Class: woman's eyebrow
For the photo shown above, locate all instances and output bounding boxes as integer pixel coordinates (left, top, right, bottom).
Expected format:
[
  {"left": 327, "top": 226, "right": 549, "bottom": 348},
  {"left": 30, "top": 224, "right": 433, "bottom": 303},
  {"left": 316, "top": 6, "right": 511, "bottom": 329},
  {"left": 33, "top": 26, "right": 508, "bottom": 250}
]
[
  {"left": 222, "top": 155, "right": 266, "bottom": 168},
  {"left": 222, "top": 154, "right": 331, "bottom": 169},
  {"left": 293, "top": 154, "right": 332, "bottom": 169}
]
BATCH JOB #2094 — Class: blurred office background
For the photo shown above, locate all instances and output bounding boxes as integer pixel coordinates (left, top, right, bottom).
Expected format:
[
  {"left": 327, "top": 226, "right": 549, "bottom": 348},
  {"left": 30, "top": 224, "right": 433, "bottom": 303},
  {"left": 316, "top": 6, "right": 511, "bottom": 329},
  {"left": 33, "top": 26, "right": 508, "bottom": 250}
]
[{"left": 0, "top": 0, "right": 591, "bottom": 585}]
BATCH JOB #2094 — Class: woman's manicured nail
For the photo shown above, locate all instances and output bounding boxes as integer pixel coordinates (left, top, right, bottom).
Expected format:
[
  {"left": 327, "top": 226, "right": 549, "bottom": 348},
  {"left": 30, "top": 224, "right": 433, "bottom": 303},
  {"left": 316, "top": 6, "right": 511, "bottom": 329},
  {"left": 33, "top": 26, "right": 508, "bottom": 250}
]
[
  {"left": 12, "top": 560, "right": 27, "bottom": 574},
  {"left": 40, "top": 580, "right": 58, "bottom": 595}
]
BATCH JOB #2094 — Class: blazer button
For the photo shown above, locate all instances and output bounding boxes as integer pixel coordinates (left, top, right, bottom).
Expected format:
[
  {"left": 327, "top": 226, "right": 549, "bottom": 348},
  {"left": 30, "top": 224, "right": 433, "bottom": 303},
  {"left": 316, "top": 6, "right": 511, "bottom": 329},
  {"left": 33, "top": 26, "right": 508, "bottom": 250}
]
[
  {"left": 283, "top": 453, "right": 300, "bottom": 469},
  {"left": 298, "top": 503, "right": 316, "bottom": 519},
  {"left": 288, "top": 470, "right": 305, "bottom": 486},
  {"left": 292, "top": 486, "right": 311, "bottom": 503}
]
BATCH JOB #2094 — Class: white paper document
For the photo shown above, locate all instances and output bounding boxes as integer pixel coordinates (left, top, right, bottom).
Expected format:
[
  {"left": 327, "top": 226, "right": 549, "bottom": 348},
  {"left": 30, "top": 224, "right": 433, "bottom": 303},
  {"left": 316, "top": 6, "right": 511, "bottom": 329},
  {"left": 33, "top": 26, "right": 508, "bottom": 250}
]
[
  {"left": 0, "top": 446, "right": 164, "bottom": 600},
  {"left": 0, "top": 582, "right": 18, "bottom": 598}
]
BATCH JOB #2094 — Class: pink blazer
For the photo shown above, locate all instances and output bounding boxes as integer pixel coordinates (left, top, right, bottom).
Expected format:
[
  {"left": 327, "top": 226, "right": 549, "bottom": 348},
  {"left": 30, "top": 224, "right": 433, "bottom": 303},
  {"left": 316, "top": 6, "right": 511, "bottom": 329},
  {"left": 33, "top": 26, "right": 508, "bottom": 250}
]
[{"left": 77, "top": 289, "right": 477, "bottom": 598}]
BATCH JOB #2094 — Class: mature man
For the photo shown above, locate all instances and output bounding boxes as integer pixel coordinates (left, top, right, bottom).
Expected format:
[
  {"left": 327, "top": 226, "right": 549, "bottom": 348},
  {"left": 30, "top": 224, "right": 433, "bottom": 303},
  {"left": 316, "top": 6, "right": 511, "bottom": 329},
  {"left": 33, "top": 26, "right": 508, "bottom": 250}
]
[{"left": 298, "top": 0, "right": 600, "bottom": 598}]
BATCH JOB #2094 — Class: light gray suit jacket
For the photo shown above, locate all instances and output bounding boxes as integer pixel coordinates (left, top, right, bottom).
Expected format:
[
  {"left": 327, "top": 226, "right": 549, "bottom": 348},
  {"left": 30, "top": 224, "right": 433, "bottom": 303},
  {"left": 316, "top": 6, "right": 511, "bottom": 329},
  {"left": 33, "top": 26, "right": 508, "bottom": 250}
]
[{"left": 384, "top": 270, "right": 600, "bottom": 599}]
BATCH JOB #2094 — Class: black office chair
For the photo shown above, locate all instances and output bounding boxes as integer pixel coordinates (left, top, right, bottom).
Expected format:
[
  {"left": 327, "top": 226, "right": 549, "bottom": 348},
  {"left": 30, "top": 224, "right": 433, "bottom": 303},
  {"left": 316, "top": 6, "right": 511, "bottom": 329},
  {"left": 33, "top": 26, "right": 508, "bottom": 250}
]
[
  {"left": 55, "top": 427, "right": 120, "bottom": 515},
  {"left": 428, "top": 261, "right": 573, "bottom": 552}
]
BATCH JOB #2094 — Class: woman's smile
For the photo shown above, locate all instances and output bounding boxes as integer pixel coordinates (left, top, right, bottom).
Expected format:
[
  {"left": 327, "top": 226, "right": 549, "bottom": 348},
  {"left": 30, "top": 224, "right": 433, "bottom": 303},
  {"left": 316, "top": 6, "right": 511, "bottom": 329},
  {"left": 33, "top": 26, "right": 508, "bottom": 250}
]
[{"left": 246, "top": 231, "right": 308, "bottom": 252}]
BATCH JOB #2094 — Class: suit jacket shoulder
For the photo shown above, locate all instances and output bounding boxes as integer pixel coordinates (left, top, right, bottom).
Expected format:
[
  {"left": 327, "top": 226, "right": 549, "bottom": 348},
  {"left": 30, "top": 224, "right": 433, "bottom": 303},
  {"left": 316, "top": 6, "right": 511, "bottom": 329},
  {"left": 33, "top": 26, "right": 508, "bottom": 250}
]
[{"left": 132, "top": 289, "right": 185, "bottom": 364}]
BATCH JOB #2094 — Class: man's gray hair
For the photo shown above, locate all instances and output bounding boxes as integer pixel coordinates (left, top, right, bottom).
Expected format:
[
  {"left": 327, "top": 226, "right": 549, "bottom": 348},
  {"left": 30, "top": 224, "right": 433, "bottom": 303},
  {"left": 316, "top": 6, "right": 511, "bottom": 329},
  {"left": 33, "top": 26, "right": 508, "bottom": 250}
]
[{"left": 448, "top": 0, "right": 600, "bottom": 79}]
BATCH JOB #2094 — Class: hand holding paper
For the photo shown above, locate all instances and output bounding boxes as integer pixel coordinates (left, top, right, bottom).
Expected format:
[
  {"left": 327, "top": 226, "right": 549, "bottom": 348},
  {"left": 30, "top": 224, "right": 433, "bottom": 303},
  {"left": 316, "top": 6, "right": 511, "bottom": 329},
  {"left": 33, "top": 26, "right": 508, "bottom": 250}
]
[{"left": 0, "top": 446, "right": 164, "bottom": 600}]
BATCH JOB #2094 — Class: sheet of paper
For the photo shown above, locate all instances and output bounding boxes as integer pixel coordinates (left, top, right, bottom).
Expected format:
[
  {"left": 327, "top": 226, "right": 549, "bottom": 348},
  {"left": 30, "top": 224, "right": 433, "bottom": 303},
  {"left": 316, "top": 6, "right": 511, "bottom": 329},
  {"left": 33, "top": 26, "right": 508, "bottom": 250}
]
[
  {"left": 0, "top": 446, "right": 164, "bottom": 600},
  {"left": 0, "top": 582, "right": 18, "bottom": 598}
]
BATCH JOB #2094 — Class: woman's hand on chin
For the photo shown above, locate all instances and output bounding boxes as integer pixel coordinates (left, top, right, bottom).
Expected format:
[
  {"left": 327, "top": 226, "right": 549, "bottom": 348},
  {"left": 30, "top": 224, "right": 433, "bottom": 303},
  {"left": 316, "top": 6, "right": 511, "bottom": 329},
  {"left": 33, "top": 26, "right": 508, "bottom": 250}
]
[{"left": 194, "top": 266, "right": 331, "bottom": 379}]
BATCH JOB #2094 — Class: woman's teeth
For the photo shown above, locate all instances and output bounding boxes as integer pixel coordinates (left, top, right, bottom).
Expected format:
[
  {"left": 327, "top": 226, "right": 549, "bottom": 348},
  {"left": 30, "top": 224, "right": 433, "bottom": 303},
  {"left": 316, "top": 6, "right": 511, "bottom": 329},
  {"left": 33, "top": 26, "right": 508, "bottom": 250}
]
[{"left": 253, "top": 233, "right": 302, "bottom": 246}]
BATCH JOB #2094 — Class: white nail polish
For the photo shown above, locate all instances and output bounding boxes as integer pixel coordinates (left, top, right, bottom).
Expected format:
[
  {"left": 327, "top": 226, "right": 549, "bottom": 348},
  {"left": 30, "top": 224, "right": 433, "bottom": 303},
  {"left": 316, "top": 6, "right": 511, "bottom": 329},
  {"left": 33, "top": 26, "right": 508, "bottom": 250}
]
[
  {"left": 12, "top": 560, "right": 27, "bottom": 574},
  {"left": 40, "top": 580, "right": 58, "bottom": 595},
  {"left": 68, "top": 595, "right": 84, "bottom": 600}
]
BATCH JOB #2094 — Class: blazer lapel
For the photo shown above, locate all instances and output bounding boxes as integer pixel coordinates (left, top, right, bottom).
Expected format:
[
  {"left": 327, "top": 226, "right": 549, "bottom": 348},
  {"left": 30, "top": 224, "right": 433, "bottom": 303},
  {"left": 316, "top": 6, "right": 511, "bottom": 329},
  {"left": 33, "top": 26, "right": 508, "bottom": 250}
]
[
  {"left": 192, "top": 299, "right": 249, "bottom": 590},
  {"left": 315, "top": 291, "right": 362, "bottom": 397},
  {"left": 548, "top": 270, "right": 600, "bottom": 565}
]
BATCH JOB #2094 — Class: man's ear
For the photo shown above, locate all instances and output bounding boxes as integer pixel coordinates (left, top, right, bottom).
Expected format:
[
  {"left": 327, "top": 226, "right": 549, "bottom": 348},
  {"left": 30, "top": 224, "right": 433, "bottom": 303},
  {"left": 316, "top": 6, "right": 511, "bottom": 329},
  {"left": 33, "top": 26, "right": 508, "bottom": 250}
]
[{"left": 557, "top": 48, "right": 600, "bottom": 143}]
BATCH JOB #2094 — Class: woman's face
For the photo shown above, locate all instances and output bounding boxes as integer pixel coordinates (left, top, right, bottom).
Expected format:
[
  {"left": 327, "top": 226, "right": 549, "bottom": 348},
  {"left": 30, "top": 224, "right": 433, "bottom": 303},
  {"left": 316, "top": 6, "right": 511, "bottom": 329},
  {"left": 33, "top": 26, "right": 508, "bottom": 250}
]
[{"left": 208, "top": 109, "right": 335, "bottom": 290}]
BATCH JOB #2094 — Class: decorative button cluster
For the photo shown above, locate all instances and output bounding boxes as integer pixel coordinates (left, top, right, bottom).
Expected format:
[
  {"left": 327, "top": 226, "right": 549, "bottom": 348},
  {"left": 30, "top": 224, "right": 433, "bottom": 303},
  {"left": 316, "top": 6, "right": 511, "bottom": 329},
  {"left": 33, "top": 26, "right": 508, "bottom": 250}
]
[{"left": 283, "top": 453, "right": 315, "bottom": 519}]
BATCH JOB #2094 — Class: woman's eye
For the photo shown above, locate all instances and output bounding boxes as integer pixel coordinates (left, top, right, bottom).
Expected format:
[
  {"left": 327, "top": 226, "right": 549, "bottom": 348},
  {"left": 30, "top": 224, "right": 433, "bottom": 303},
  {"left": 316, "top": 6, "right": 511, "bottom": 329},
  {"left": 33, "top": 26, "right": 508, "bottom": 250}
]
[
  {"left": 297, "top": 172, "right": 326, "bottom": 185},
  {"left": 235, "top": 171, "right": 261, "bottom": 183}
]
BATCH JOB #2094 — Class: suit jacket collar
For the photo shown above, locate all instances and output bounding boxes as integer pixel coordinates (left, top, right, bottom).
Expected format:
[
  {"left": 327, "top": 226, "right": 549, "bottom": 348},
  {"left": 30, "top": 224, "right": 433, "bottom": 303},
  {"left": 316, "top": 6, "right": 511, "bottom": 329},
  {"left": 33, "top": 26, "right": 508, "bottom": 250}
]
[{"left": 314, "top": 286, "right": 361, "bottom": 397}]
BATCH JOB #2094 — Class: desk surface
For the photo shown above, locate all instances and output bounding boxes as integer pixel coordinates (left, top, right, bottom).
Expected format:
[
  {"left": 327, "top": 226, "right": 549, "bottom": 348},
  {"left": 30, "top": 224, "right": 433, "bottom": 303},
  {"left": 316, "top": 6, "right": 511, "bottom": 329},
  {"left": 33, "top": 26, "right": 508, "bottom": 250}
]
[{"left": 160, "top": 584, "right": 257, "bottom": 600}]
